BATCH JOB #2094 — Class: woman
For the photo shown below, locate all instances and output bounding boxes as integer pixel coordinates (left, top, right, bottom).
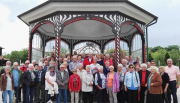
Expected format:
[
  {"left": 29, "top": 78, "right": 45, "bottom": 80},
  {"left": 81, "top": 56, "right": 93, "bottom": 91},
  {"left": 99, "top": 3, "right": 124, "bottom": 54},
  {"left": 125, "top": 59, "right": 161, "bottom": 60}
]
[
  {"left": 63, "top": 62, "right": 70, "bottom": 75},
  {"left": 82, "top": 65, "right": 94, "bottom": 103},
  {"left": 117, "top": 64, "right": 125, "bottom": 103},
  {"left": 96, "top": 53, "right": 104, "bottom": 67},
  {"left": 34, "top": 64, "right": 39, "bottom": 71},
  {"left": 146, "top": 66, "right": 163, "bottom": 103},
  {"left": 159, "top": 66, "right": 171, "bottom": 103},
  {"left": 45, "top": 65, "right": 57, "bottom": 102},
  {"left": 90, "top": 57, "right": 100, "bottom": 75},
  {"left": 66, "top": 54, "right": 71, "bottom": 64},
  {"left": 77, "top": 55, "right": 84, "bottom": 64},
  {"left": 104, "top": 54, "right": 113, "bottom": 66},
  {"left": 136, "top": 57, "right": 141, "bottom": 64},
  {"left": 95, "top": 66, "right": 107, "bottom": 103},
  {"left": 69, "top": 69, "right": 81, "bottom": 103},
  {"left": 1, "top": 66, "right": 14, "bottom": 103},
  {"left": 106, "top": 66, "right": 119, "bottom": 103},
  {"left": 124, "top": 64, "right": 140, "bottom": 103},
  {"left": 103, "top": 61, "right": 110, "bottom": 77},
  {"left": 135, "top": 64, "right": 141, "bottom": 72}
]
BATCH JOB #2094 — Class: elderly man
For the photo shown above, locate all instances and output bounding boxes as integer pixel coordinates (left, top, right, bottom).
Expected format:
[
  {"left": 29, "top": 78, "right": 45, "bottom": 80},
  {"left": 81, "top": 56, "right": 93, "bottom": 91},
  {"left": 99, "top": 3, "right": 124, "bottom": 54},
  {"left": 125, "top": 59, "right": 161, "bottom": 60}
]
[
  {"left": 165, "top": 59, "right": 179, "bottom": 103},
  {"left": 146, "top": 62, "right": 151, "bottom": 71},
  {"left": 0, "top": 61, "right": 11, "bottom": 75},
  {"left": 103, "top": 54, "right": 113, "bottom": 66},
  {"left": 138, "top": 63, "right": 150, "bottom": 103},
  {"left": 43, "top": 60, "right": 49, "bottom": 71},
  {"left": 77, "top": 63, "right": 86, "bottom": 103},
  {"left": 34, "top": 64, "right": 46, "bottom": 103},
  {"left": 20, "top": 60, "right": 29, "bottom": 73},
  {"left": 10, "top": 62, "right": 22, "bottom": 103},
  {"left": 121, "top": 59, "right": 127, "bottom": 73},
  {"left": 21, "top": 64, "right": 37, "bottom": 103},
  {"left": 59, "top": 58, "right": 63, "bottom": 65},
  {"left": 128, "top": 55, "right": 134, "bottom": 65},
  {"left": 81, "top": 53, "right": 86, "bottom": 61},
  {"left": 32, "top": 60, "right": 36, "bottom": 67},
  {"left": 47, "top": 61, "right": 58, "bottom": 72},
  {"left": 39, "top": 58, "right": 45, "bottom": 66},
  {"left": 69, "top": 56, "right": 79, "bottom": 74},
  {"left": 56, "top": 64, "right": 69, "bottom": 103},
  {"left": 100, "top": 53, "right": 104, "bottom": 60},
  {"left": 84, "top": 52, "right": 94, "bottom": 68}
]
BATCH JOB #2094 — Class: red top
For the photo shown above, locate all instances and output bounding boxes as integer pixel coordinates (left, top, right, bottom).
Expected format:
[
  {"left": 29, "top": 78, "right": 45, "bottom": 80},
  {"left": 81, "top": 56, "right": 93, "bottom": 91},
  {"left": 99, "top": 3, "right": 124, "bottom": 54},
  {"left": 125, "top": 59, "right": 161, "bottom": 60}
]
[
  {"left": 83, "top": 57, "right": 94, "bottom": 68},
  {"left": 68, "top": 74, "right": 81, "bottom": 92},
  {"left": 104, "top": 59, "right": 113, "bottom": 66},
  {"left": 141, "top": 70, "right": 146, "bottom": 87},
  {"left": 20, "top": 66, "right": 27, "bottom": 73}
]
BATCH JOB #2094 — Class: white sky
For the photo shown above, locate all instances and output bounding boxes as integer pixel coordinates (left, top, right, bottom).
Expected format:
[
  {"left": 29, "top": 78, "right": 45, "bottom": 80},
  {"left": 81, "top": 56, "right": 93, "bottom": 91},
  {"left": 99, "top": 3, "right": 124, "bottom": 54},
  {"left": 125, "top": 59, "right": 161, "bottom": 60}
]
[{"left": 0, "top": 0, "right": 180, "bottom": 54}]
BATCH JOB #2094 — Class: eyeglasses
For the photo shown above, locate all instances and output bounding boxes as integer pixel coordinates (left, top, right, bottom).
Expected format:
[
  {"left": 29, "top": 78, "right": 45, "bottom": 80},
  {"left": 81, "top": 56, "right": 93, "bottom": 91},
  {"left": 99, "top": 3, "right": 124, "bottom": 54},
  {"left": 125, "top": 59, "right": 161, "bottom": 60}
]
[
  {"left": 130, "top": 66, "right": 134, "bottom": 68},
  {"left": 73, "top": 71, "right": 77, "bottom": 72}
]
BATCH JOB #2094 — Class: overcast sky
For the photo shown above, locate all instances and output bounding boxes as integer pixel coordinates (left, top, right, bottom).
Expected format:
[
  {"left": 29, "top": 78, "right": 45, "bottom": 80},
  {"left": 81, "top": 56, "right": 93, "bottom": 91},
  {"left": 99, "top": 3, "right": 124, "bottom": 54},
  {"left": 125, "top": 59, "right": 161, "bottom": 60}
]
[{"left": 0, "top": 0, "right": 180, "bottom": 54}]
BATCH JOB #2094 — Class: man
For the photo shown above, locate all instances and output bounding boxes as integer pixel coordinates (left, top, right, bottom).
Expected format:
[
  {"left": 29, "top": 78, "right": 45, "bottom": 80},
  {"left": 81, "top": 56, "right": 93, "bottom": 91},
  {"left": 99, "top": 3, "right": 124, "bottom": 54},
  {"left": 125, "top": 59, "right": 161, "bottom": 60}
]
[
  {"left": 128, "top": 55, "right": 134, "bottom": 65},
  {"left": 165, "top": 59, "right": 179, "bottom": 103},
  {"left": 34, "top": 64, "right": 46, "bottom": 103},
  {"left": 62, "top": 54, "right": 66, "bottom": 60},
  {"left": 100, "top": 53, "right": 104, "bottom": 60},
  {"left": 39, "top": 58, "right": 45, "bottom": 66},
  {"left": 32, "top": 60, "right": 36, "bottom": 67},
  {"left": 0, "top": 61, "right": 11, "bottom": 75},
  {"left": 138, "top": 64, "right": 150, "bottom": 103},
  {"left": 21, "top": 64, "right": 37, "bottom": 103},
  {"left": 146, "top": 62, "right": 151, "bottom": 71},
  {"left": 63, "top": 58, "right": 68, "bottom": 63},
  {"left": 77, "top": 63, "right": 86, "bottom": 103},
  {"left": 125, "top": 56, "right": 129, "bottom": 64},
  {"left": 47, "top": 56, "right": 51, "bottom": 62},
  {"left": 47, "top": 61, "right": 58, "bottom": 72},
  {"left": 121, "top": 59, "right": 127, "bottom": 73},
  {"left": 59, "top": 58, "right": 63, "bottom": 66},
  {"left": 150, "top": 60, "right": 159, "bottom": 72},
  {"left": 83, "top": 52, "right": 94, "bottom": 68},
  {"left": 20, "top": 60, "right": 29, "bottom": 73},
  {"left": 56, "top": 64, "right": 69, "bottom": 103},
  {"left": 81, "top": 53, "right": 86, "bottom": 61},
  {"left": 10, "top": 62, "right": 22, "bottom": 103},
  {"left": 69, "top": 55, "right": 79, "bottom": 75},
  {"left": 43, "top": 60, "right": 49, "bottom": 71}
]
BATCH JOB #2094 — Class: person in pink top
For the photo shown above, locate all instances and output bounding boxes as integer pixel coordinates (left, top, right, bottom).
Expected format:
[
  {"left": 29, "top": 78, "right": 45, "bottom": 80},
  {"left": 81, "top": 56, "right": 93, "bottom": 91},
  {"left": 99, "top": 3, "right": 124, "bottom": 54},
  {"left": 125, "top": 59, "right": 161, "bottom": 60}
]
[
  {"left": 103, "top": 54, "right": 113, "bottom": 66},
  {"left": 165, "top": 59, "right": 179, "bottom": 103}
]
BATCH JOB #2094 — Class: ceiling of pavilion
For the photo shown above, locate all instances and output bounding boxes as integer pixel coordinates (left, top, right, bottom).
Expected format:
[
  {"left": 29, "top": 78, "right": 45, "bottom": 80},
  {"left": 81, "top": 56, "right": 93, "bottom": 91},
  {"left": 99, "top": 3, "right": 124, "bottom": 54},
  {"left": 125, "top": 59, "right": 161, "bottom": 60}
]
[{"left": 37, "top": 20, "right": 137, "bottom": 40}]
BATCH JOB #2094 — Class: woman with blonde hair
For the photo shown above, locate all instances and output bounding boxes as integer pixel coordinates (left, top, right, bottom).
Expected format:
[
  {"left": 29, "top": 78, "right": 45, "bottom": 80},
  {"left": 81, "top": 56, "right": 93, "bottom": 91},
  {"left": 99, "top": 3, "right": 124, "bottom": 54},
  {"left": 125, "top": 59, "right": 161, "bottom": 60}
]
[{"left": 159, "top": 66, "right": 171, "bottom": 103}]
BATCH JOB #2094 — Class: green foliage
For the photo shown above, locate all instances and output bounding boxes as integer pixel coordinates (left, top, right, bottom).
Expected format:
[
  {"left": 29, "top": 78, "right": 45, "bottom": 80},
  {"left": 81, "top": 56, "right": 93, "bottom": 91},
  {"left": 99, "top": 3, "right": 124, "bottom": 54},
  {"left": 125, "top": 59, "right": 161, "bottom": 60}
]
[
  {"left": 165, "top": 52, "right": 170, "bottom": 64},
  {"left": 151, "top": 49, "right": 167, "bottom": 66},
  {"left": 168, "top": 49, "right": 180, "bottom": 65},
  {"left": 165, "top": 45, "right": 179, "bottom": 51},
  {"left": 105, "top": 48, "right": 128, "bottom": 55},
  {"left": 150, "top": 46, "right": 164, "bottom": 53},
  {"left": 148, "top": 52, "right": 153, "bottom": 62}
]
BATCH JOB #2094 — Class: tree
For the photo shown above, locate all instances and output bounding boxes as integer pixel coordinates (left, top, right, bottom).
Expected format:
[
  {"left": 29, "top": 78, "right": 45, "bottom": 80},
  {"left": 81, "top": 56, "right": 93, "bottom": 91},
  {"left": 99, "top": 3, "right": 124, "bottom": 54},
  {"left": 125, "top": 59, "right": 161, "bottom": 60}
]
[
  {"left": 150, "top": 46, "right": 164, "bottom": 53},
  {"left": 165, "top": 52, "right": 170, "bottom": 64},
  {"left": 169, "top": 49, "right": 180, "bottom": 65},
  {"left": 148, "top": 52, "right": 153, "bottom": 62},
  {"left": 151, "top": 49, "right": 167, "bottom": 66},
  {"left": 165, "top": 45, "right": 179, "bottom": 52}
]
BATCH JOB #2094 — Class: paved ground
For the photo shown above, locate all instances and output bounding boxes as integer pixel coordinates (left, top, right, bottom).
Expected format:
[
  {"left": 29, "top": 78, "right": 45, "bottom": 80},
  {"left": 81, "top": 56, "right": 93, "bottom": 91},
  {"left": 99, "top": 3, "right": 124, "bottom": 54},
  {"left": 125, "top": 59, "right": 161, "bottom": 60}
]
[{"left": 0, "top": 88, "right": 180, "bottom": 103}]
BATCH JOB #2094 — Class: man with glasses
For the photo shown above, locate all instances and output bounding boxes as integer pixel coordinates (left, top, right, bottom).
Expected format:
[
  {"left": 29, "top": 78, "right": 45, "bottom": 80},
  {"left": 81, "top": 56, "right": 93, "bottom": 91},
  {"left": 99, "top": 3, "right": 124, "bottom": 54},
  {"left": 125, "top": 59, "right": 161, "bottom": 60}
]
[
  {"left": 10, "top": 62, "right": 22, "bottom": 103},
  {"left": 0, "top": 60, "right": 11, "bottom": 75},
  {"left": 69, "top": 56, "right": 79, "bottom": 75}
]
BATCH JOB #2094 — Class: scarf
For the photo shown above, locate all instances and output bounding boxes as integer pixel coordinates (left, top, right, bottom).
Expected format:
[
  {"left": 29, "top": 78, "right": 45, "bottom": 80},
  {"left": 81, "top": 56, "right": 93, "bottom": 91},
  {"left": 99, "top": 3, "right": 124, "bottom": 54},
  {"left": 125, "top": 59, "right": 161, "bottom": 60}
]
[
  {"left": 29, "top": 71, "right": 35, "bottom": 80},
  {"left": 73, "top": 76, "right": 77, "bottom": 87},
  {"left": 50, "top": 71, "right": 55, "bottom": 77},
  {"left": 86, "top": 70, "right": 90, "bottom": 74}
]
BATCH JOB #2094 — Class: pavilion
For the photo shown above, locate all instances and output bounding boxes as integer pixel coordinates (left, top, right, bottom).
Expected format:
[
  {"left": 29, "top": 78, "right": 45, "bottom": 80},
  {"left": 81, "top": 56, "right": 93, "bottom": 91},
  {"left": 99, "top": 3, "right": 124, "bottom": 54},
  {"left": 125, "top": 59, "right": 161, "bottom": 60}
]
[{"left": 18, "top": 0, "right": 158, "bottom": 66}]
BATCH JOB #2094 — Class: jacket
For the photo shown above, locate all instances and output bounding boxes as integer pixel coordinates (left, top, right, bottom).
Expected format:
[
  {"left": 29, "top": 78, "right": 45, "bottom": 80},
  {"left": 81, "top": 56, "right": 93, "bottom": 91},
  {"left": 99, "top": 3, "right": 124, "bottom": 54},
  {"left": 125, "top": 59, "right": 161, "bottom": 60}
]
[
  {"left": 68, "top": 74, "right": 81, "bottom": 92},
  {"left": 103, "top": 67, "right": 110, "bottom": 77},
  {"left": 19, "top": 66, "right": 27, "bottom": 73},
  {"left": 56, "top": 70, "right": 69, "bottom": 90},
  {"left": 48, "top": 82, "right": 59, "bottom": 96},
  {"left": 35, "top": 69, "right": 46, "bottom": 85},
  {"left": 147, "top": 73, "right": 163, "bottom": 94},
  {"left": 1, "top": 73, "right": 15, "bottom": 91},
  {"left": 10, "top": 68, "right": 22, "bottom": 87},
  {"left": 103, "top": 59, "right": 113, "bottom": 66},
  {"left": 82, "top": 71, "right": 94, "bottom": 92},
  {"left": 83, "top": 57, "right": 94, "bottom": 68},
  {"left": 138, "top": 70, "right": 150, "bottom": 86},
  {"left": 21, "top": 70, "right": 37, "bottom": 87},
  {"left": 124, "top": 71, "right": 140, "bottom": 88},
  {"left": 106, "top": 72, "right": 119, "bottom": 93}
]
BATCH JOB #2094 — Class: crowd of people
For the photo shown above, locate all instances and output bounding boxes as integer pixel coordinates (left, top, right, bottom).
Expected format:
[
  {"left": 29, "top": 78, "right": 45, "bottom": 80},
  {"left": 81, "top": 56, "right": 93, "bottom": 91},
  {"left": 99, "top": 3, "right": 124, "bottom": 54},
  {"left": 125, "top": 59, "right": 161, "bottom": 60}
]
[{"left": 0, "top": 52, "right": 179, "bottom": 103}]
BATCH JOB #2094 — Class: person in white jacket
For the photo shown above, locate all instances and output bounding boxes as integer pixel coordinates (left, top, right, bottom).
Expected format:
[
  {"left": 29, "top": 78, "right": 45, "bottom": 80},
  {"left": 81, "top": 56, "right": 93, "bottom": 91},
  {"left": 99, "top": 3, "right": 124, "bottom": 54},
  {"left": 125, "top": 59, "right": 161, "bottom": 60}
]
[{"left": 82, "top": 65, "right": 94, "bottom": 103}]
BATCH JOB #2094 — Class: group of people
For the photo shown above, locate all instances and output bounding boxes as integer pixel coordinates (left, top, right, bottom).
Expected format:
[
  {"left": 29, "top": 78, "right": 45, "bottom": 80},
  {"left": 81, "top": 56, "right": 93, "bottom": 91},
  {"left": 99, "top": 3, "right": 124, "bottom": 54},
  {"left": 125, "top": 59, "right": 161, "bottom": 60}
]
[{"left": 0, "top": 52, "right": 179, "bottom": 103}]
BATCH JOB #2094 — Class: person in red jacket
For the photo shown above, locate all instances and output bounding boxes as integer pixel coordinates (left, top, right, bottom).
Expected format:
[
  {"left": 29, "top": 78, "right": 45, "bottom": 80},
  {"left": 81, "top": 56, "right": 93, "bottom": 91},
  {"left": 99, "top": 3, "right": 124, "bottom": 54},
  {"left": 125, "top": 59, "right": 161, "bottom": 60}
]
[
  {"left": 69, "top": 69, "right": 81, "bottom": 103},
  {"left": 103, "top": 54, "right": 113, "bottom": 66},
  {"left": 83, "top": 52, "right": 94, "bottom": 68}
]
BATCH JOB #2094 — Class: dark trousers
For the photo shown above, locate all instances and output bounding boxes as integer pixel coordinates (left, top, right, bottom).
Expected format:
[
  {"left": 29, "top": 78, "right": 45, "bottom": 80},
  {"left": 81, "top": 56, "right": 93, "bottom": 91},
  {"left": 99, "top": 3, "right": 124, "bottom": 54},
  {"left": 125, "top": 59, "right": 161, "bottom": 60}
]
[
  {"left": 18, "top": 87, "right": 22, "bottom": 101},
  {"left": 140, "top": 87, "right": 146, "bottom": 103},
  {"left": 169, "top": 81, "right": 178, "bottom": 103},
  {"left": 127, "top": 89, "right": 138, "bottom": 103},
  {"left": 26, "top": 85, "right": 34, "bottom": 103},
  {"left": 97, "top": 89, "right": 107, "bottom": 103},
  {"left": 117, "top": 90, "right": 125, "bottom": 103},
  {"left": 22, "top": 83, "right": 26, "bottom": 103},
  {"left": 34, "top": 82, "right": 45, "bottom": 103},
  {"left": 83, "top": 92, "right": 93, "bottom": 103},
  {"left": 14, "top": 87, "right": 19, "bottom": 103},
  {"left": 163, "top": 92, "right": 170, "bottom": 103}
]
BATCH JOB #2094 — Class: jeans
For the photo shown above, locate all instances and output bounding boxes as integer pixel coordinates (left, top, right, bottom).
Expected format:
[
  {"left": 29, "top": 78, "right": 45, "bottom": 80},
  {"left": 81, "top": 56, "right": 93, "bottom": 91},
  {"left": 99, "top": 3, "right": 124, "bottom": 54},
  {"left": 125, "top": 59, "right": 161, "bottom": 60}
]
[
  {"left": 14, "top": 87, "right": 19, "bottom": 103},
  {"left": 169, "top": 81, "right": 178, "bottom": 103},
  {"left": 26, "top": 85, "right": 34, "bottom": 103},
  {"left": 57, "top": 89, "right": 67, "bottom": 103},
  {"left": 3, "top": 90, "right": 13, "bottom": 103}
]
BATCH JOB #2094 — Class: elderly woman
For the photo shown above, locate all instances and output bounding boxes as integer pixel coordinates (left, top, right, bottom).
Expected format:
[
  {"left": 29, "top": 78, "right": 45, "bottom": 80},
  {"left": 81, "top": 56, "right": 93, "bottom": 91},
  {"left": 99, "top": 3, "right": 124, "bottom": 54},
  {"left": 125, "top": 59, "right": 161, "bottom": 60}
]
[
  {"left": 77, "top": 55, "right": 84, "bottom": 64},
  {"left": 96, "top": 53, "right": 104, "bottom": 67},
  {"left": 69, "top": 69, "right": 81, "bottom": 103},
  {"left": 82, "top": 65, "right": 94, "bottom": 103},
  {"left": 106, "top": 66, "right": 119, "bottom": 103},
  {"left": 95, "top": 66, "right": 107, "bottom": 103},
  {"left": 90, "top": 57, "right": 100, "bottom": 75},
  {"left": 159, "top": 66, "right": 171, "bottom": 103},
  {"left": 21, "top": 64, "right": 37, "bottom": 103},
  {"left": 103, "top": 61, "right": 110, "bottom": 77},
  {"left": 104, "top": 54, "right": 113, "bottom": 66},
  {"left": 146, "top": 66, "right": 163, "bottom": 103},
  {"left": 45, "top": 65, "right": 57, "bottom": 102},
  {"left": 124, "top": 64, "right": 140, "bottom": 103},
  {"left": 117, "top": 64, "right": 125, "bottom": 103},
  {"left": 138, "top": 64, "right": 150, "bottom": 103},
  {"left": 1, "top": 66, "right": 14, "bottom": 103}
]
